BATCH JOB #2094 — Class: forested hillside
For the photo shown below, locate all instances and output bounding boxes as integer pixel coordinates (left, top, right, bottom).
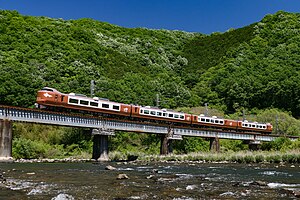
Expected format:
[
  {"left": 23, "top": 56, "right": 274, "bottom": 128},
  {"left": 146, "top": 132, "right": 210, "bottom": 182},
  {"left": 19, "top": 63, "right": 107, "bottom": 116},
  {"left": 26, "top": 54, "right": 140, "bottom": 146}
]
[
  {"left": 1, "top": 10, "right": 300, "bottom": 117},
  {"left": 1, "top": 10, "right": 300, "bottom": 158},
  {"left": 0, "top": 10, "right": 198, "bottom": 108},
  {"left": 192, "top": 12, "right": 300, "bottom": 115}
]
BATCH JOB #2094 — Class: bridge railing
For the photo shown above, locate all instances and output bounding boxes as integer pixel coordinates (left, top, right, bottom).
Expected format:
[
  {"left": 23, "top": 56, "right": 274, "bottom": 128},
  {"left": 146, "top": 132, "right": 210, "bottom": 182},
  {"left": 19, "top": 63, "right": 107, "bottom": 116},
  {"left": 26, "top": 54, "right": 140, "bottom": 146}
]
[{"left": 0, "top": 106, "right": 169, "bottom": 134}]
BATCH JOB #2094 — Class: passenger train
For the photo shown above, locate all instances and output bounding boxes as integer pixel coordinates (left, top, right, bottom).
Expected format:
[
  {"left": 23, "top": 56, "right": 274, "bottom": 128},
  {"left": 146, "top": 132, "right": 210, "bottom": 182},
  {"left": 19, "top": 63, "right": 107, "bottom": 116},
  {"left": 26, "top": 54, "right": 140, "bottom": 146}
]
[{"left": 36, "top": 87, "right": 273, "bottom": 133}]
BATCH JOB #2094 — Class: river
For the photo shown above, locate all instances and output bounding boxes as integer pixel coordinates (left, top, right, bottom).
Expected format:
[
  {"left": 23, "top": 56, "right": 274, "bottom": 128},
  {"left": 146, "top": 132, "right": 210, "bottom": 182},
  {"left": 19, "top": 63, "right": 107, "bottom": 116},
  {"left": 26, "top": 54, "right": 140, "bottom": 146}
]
[{"left": 0, "top": 161, "right": 299, "bottom": 199}]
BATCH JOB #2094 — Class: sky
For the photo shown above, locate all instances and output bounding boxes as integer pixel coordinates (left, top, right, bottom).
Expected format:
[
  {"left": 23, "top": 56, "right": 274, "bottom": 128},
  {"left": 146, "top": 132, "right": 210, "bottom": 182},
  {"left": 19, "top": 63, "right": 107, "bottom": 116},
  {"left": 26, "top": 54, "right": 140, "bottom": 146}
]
[{"left": 1, "top": 0, "right": 300, "bottom": 34}]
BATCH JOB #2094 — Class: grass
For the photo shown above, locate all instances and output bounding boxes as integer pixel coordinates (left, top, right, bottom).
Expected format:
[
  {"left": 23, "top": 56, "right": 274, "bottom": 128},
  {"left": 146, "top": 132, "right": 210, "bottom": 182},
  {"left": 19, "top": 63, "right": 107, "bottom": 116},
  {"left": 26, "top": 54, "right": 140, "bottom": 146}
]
[{"left": 138, "top": 150, "right": 300, "bottom": 164}]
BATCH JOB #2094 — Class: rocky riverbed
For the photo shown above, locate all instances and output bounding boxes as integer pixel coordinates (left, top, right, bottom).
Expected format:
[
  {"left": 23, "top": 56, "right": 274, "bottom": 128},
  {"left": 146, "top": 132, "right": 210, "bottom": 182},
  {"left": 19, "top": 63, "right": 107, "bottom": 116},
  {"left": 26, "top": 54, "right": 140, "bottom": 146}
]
[{"left": 0, "top": 161, "right": 299, "bottom": 199}]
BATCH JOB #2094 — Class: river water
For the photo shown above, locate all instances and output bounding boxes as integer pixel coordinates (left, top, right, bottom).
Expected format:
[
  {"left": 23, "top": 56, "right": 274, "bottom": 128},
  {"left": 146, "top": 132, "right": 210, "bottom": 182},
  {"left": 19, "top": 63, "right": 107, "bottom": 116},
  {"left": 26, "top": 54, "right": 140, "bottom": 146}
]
[{"left": 0, "top": 161, "right": 299, "bottom": 199}]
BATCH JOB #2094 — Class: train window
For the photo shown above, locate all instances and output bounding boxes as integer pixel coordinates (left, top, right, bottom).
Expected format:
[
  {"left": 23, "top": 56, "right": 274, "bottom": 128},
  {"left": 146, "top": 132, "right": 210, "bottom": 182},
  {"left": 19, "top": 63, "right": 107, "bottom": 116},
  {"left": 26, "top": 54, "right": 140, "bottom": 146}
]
[
  {"left": 144, "top": 110, "right": 149, "bottom": 114},
  {"left": 90, "top": 102, "right": 98, "bottom": 107},
  {"left": 157, "top": 112, "right": 162, "bottom": 116},
  {"left": 102, "top": 103, "right": 109, "bottom": 108},
  {"left": 220, "top": 120, "right": 224, "bottom": 124},
  {"left": 215, "top": 120, "right": 219, "bottom": 123},
  {"left": 252, "top": 124, "right": 256, "bottom": 128},
  {"left": 69, "top": 98, "right": 79, "bottom": 104},
  {"left": 206, "top": 119, "right": 210, "bottom": 122},
  {"left": 168, "top": 113, "right": 173, "bottom": 118},
  {"left": 80, "top": 100, "right": 89, "bottom": 105},
  {"left": 180, "top": 115, "right": 184, "bottom": 119},
  {"left": 113, "top": 105, "right": 120, "bottom": 110},
  {"left": 201, "top": 118, "right": 205, "bottom": 122},
  {"left": 150, "top": 111, "right": 156, "bottom": 115},
  {"left": 244, "top": 124, "right": 248, "bottom": 127},
  {"left": 263, "top": 126, "right": 266, "bottom": 129},
  {"left": 174, "top": 114, "right": 179, "bottom": 119},
  {"left": 61, "top": 95, "right": 65, "bottom": 101},
  {"left": 140, "top": 109, "right": 143, "bottom": 113},
  {"left": 163, "top": 113, "right": 167, "bottom": 117},
  {"left": 194, "top": 116, "right": 197, "bottom": 121},
  {"left": 135, "top": 107, "right": 138, "bottom": 112}
]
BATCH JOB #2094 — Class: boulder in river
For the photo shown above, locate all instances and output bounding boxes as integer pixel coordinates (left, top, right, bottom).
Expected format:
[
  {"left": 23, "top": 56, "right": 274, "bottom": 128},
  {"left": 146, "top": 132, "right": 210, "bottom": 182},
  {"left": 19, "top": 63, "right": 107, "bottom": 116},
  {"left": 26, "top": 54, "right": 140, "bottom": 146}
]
[
  {"left": 294, "top": 190, "right": 300, "bottom": 198},
  {"left": 105, "top": 165, "right": 117, "bottom": 170},
  {"left": 146, "top": 175, "right": 155, "bottom": 179},
  {"left": 0, "top": 173, "right": 6, "bottom": 183},
  {"left": 279, "top": 188, "right": 300, "bottom": 198},
  {"left": 250, "top": 181, "right": 267, "bottom": 186},
  {"left": 117, "top": 174, "right": 129, "bottom": 180}
]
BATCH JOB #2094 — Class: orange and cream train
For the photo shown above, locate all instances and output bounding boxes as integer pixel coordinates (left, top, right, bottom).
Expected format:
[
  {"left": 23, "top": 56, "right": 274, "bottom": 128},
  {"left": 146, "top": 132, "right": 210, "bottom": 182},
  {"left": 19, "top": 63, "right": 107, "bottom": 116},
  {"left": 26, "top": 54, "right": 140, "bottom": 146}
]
[{"left": 36, "top": 87, "right": 273, "bottom": 133}]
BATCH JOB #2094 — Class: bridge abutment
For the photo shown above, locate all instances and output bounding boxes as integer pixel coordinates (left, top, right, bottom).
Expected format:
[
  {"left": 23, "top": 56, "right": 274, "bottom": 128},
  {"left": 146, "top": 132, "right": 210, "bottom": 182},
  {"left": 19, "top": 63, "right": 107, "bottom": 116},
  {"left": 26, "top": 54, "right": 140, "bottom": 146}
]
[
  {"left": 209, "top": 137, "right": 220, "bottom": 152},
  {"left": 0, "top": 119, "right": 13, "bottom": 161}
]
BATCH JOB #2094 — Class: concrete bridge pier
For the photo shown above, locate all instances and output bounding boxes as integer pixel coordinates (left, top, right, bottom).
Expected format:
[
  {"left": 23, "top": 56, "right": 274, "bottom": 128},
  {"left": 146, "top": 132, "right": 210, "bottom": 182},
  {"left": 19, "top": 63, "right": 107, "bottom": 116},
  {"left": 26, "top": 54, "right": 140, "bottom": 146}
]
[
  {"left": 209, "top": 137, "right": 220, "bottom": 152},
  {"left": 160, "top": 134, "right": 172, "bottom": 155},
  {"left": 0, "top": 119, "right": 13, "bottom": 161},
  {"left": 91, "top": 128, "right": 115, "bottom": 161},
  {"left": 248, "top": 141, "right": 261, "bottom": 151},
  {"left": 160, "top": 126, "right": 180, "bottom": 155}
]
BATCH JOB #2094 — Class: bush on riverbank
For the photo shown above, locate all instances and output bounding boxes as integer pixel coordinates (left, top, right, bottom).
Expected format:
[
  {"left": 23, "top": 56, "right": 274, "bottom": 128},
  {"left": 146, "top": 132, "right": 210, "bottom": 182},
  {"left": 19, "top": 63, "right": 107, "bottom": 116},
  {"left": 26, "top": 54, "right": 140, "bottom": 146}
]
[
  {"left": 12, "top": 124, "right": 93, "bottom": 159},
  {"left": 140, "top": 150, "right": 300, "bottom": 164}
]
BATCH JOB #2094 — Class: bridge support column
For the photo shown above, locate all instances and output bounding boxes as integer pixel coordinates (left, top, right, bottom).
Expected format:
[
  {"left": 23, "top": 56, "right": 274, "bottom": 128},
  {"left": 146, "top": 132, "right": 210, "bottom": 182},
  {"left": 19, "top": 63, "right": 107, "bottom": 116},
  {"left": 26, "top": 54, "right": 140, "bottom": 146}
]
[
  {"left": 160, "top": 134, "right": 171, "bottom": 155},
  {"left": 91, "top": 128, "right": 115, "bottom": 161},
  {"left": 249, "top": 141, "right": 261, "bottom": 151},
  {"left": 209, "top": 137, "right": 220, "bottom": 153},
  {"left": 92, "top": 134, "right": 109, "bottom": 161},
  {"left": 160, "top": 126, "right": 175, "bottom": 155},
  {"left": 0, "top": 119, "right": 13, "bottom": 161}
]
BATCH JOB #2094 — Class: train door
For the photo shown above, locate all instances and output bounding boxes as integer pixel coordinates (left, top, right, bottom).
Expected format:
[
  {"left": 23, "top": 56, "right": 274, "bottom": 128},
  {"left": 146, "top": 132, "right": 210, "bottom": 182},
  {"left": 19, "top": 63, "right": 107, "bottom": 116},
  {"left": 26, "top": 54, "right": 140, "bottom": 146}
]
[
  {"left": 131, "top": 105, "right": 140, "bottom": 117},
  {"left": 54, "top": 94, "right": 65, "bottom": 105},
  {"left": 54, "top": 94, "right": 59, "bottom": 105}
]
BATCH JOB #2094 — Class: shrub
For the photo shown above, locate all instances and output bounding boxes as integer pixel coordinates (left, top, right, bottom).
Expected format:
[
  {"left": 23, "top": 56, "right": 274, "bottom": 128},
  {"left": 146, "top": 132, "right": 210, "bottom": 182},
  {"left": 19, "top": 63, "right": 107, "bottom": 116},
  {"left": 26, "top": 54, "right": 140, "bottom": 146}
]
[
  {"left": 12, "top": 138, "right": 47, "bottom": 159},
  {"left": 254, "top": 154, "right": 264, "bottom": 163},
  {"left": 244, "top": 155, "right": 255, "bottom": 163}
]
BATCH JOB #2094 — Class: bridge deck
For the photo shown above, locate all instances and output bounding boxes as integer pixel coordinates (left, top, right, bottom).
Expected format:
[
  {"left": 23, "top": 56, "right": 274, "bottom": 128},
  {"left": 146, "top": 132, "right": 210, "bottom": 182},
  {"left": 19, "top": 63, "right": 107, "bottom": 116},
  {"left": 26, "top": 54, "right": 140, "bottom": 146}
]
[{"left": 0, "top": 106, "right": 298, "bottom": 142}]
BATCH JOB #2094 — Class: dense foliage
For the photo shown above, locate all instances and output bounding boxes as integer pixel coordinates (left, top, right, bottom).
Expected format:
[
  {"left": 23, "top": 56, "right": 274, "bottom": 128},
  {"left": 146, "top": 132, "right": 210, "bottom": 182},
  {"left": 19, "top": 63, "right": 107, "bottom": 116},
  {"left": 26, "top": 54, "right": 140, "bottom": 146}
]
[
  {"left": 1, "top": 10, "right": 300, "bottom": 158},
  {"left": 193, "top": 12, "right": 300, "bottom": 114},
  {"left": 1, "top": 10, "right": 300, "bottom": 115},
  {"left": 0, "top": 10, "right": 197, "bottom": 108}
]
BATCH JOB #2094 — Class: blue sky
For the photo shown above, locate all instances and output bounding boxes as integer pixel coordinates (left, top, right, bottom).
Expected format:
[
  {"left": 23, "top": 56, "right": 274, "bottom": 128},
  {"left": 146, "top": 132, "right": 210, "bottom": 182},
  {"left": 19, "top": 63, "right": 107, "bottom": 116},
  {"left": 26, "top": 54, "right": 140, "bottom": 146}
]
[{"left": 1, "top": 0, "right": 300, "bottom": 34}]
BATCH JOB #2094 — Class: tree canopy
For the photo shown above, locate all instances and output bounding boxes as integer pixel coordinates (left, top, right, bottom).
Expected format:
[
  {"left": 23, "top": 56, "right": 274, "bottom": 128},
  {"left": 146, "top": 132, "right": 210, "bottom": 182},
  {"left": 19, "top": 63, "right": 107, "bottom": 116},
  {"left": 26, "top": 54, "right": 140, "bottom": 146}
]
[{"left": 1, "top": 10, "right": 300, "bottom": 117}]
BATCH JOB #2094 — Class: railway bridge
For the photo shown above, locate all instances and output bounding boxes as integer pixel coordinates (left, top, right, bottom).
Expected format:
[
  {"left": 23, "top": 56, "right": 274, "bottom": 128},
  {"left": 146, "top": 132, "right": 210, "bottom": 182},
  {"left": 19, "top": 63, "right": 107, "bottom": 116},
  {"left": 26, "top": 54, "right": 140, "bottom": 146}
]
[{"left": 0, "top": 105, "right": 298, "bottom": 161}]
